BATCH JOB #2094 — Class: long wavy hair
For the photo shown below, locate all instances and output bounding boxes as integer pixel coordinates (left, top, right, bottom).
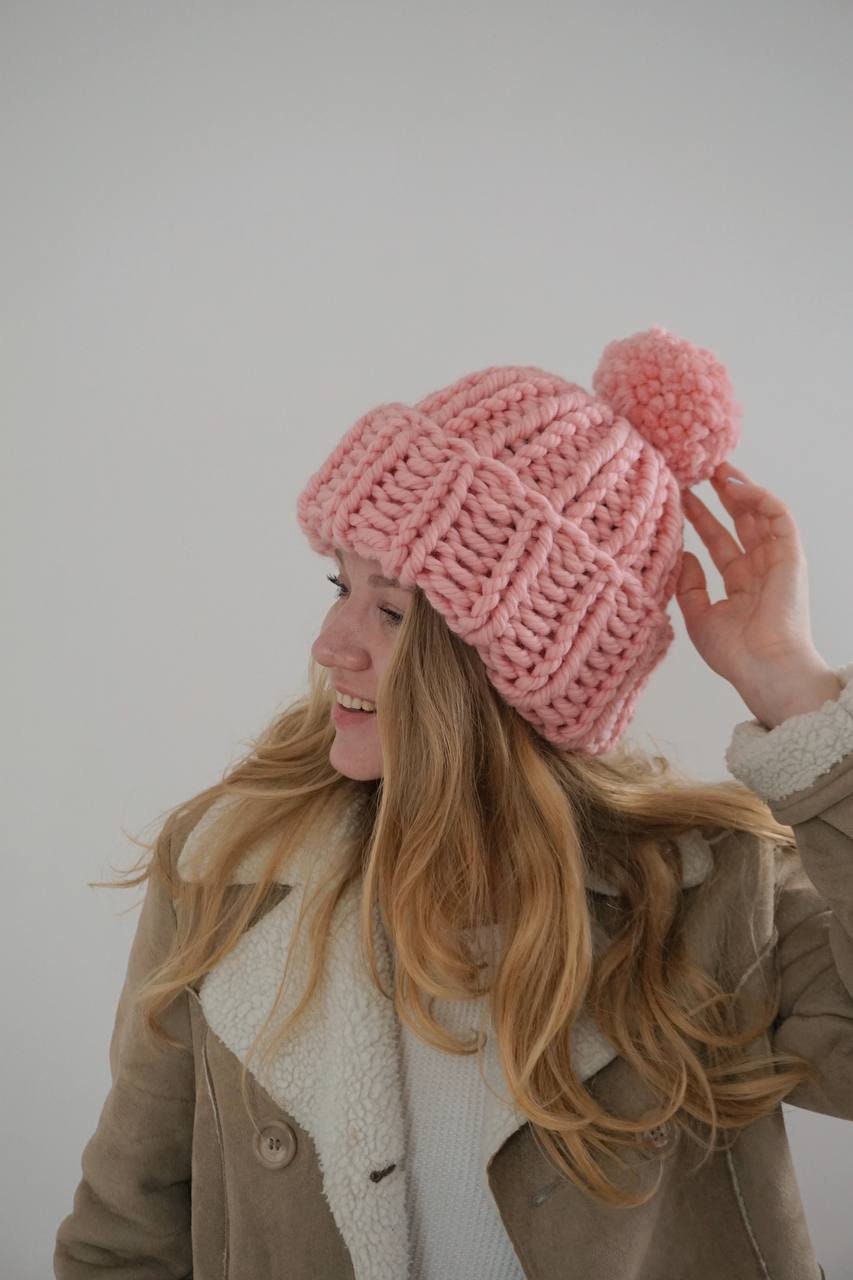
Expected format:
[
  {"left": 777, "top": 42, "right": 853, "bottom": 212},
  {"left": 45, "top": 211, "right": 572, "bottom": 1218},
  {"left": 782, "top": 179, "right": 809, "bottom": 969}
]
[{"left": 97, "top": 582, "right": 819, "bottom": 1210}]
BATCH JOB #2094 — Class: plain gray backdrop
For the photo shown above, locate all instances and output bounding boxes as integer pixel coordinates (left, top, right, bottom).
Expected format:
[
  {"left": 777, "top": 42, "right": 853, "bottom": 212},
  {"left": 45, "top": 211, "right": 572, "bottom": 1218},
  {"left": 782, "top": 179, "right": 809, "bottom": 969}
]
[{"left": 3, "top": 1, "right": 851, "bottom": 1276}]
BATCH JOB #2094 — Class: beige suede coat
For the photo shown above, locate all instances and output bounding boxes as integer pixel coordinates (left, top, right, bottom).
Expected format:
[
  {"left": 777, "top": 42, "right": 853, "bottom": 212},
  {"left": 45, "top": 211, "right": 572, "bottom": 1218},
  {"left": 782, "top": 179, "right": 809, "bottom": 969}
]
[{"left": 55, "top": 669, "right": 853, "bottom": 1280}]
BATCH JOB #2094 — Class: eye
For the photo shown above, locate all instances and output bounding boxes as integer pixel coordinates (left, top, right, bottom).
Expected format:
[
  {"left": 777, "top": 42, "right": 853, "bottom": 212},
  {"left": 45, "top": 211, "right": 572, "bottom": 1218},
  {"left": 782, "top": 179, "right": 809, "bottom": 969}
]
[{"left": 326, "top": 574, "right": 403, "bottom": 627}]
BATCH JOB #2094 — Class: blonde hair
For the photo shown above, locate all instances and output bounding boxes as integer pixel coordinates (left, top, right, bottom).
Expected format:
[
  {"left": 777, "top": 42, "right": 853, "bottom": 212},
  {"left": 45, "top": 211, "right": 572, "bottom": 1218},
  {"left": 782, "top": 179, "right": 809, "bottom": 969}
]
[{"left": 98, "top": 584, "right": 818, "bottom": 1209}]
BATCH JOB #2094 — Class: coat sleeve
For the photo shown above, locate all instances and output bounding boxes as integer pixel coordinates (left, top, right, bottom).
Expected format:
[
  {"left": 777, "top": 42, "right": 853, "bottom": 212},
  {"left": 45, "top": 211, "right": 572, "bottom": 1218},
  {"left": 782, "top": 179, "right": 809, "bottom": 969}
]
[
  {"left": 54, "top": 819, "right": 195, "bottom": 1279},
  {"left": 724, "top": 659, "right": 853, "bottom": 1121}
]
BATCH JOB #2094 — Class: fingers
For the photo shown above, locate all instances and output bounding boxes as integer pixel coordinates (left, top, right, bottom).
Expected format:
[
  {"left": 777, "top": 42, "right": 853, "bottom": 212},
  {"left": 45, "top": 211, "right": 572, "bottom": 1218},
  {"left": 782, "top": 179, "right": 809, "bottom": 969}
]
[
  {"left": 675, "top": 549, "right": 710, "bottom": 619},
  {"left": 682, "top": 464, "right": 802, "bottom": 579},
  {"left": 681, "top": 486, "right": 743, "bottom": 574},
  {"left": 709, "top": 462, "right": 803, "bottom": 549}
]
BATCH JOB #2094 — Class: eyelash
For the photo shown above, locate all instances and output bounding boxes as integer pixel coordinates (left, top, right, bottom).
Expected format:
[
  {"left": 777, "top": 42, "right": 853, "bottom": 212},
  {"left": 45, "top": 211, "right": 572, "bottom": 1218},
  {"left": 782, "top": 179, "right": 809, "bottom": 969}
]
[{"left": 326, "top": 574, "right": 404, "bottom": 628}]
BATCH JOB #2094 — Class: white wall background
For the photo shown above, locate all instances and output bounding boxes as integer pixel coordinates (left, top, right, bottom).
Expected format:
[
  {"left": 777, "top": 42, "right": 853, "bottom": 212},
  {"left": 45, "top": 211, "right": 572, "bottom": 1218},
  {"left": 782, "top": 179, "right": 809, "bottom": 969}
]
[{"left": 3, "top": 1, "right": 851, "bottom": 1276}]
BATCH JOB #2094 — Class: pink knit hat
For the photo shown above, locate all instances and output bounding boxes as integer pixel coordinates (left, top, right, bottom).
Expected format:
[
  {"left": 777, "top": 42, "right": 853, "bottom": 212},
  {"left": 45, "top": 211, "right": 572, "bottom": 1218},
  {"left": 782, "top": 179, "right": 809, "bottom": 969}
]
[{"left": 296, "top": 326, "right": 741, "bottom": 756}]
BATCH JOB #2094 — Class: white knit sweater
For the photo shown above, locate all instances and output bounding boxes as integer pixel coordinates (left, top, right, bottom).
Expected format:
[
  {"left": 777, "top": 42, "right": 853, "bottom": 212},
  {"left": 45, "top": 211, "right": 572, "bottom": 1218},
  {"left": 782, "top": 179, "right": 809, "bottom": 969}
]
[{"left": 398, "top": 970, "right": 527, "bottom": 1279}]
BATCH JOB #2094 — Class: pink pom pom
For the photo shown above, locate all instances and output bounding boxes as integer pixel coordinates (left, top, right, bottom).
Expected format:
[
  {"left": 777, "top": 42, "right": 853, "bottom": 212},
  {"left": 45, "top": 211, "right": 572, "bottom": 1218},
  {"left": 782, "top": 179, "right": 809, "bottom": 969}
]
[{"left": 591, "top": 325, "right": 743, "bottom": 488}]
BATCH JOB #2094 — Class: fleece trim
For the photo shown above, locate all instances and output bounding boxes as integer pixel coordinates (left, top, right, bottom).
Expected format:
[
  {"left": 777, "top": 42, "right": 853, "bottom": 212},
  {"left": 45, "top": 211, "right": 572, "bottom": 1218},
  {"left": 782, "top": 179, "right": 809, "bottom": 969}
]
[{"left": 725, "top": 662, "right": 853, "bottom": 802}]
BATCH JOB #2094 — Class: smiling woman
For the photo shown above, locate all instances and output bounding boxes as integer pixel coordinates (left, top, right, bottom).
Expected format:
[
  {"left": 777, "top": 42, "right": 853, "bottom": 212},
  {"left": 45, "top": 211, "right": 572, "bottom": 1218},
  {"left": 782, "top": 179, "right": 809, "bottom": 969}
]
[{"left": 56, "top": 326, "right": 850, "bottom": 1280}]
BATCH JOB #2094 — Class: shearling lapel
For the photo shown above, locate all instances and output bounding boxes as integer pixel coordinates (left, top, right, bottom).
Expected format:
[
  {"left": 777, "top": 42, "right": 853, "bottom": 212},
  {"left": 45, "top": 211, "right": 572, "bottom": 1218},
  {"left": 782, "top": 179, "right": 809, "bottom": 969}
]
[{"left": 177, "top": 794, "right": 714, "bottom": 1280}]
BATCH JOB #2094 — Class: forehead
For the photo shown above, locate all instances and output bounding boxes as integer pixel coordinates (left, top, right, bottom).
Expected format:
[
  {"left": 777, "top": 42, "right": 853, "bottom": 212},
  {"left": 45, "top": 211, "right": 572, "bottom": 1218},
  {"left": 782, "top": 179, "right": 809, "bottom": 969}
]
[{"left": 333, "top": 547, "right": 415, "bottom": 592}]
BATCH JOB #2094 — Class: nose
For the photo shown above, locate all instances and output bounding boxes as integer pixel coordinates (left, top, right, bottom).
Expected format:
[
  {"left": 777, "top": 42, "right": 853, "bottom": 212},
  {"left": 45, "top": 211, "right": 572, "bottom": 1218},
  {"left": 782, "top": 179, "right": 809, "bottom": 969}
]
[{"left": 311, "top": 626, "right": 368, "bottom": 676}]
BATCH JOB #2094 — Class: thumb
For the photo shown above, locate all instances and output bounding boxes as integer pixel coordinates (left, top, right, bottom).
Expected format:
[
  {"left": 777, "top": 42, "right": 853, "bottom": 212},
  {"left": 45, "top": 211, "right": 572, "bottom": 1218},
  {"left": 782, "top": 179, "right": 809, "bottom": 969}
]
[{"left": 674, "top": 550, "right": 710, "bottom": 625}]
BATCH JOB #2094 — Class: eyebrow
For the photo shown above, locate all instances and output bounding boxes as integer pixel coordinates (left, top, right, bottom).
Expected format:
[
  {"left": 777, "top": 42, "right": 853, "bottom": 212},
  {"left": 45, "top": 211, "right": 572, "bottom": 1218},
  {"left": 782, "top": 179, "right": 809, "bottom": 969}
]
[{"left": 333, "top": 548, "right": 416, "bottom": 592}]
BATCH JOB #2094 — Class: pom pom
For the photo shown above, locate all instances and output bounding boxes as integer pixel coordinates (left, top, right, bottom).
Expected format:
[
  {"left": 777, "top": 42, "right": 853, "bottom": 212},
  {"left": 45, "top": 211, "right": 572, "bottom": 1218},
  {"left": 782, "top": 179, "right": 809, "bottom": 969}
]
[{"left": 591, "top": 325, "right": 743, "bottom": 488}]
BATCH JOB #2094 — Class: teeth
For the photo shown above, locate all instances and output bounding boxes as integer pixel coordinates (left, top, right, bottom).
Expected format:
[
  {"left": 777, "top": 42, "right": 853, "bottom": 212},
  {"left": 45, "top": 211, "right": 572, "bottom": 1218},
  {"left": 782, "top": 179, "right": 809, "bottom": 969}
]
[{"left": 336, "top": 692, "right": 376, "bottom": 712}]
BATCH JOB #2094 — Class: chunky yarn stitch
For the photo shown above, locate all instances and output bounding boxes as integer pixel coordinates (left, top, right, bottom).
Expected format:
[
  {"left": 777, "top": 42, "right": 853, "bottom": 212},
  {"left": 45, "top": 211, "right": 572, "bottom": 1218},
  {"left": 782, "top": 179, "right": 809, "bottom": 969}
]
[{"left": 296, "top": 326, "right": 742, "bottom": 755}]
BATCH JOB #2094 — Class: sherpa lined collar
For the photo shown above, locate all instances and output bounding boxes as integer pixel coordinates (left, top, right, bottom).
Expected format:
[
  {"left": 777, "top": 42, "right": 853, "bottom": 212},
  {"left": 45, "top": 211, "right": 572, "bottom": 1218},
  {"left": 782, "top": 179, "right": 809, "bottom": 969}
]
[{"left": 176, "top": 789, "right": 715, "bottom": 895}]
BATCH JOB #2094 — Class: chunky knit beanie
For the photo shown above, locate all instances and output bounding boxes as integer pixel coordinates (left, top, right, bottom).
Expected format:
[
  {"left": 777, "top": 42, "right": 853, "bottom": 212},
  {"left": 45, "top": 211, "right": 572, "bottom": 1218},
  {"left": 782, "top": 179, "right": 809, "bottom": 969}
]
[{"left": 296, "top": 326, "right": 741, "bottom": 756}]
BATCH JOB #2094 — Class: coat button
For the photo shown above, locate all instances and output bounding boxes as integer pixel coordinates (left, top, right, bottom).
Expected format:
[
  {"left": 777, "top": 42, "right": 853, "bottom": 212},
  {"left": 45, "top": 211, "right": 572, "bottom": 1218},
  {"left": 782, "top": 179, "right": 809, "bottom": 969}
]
[
  {"left": 253, "top": 1121, "right": 297, "bottom": 1169},
  {"left": 642, "top": 1121, "right": 676, "bottom": 1153}
]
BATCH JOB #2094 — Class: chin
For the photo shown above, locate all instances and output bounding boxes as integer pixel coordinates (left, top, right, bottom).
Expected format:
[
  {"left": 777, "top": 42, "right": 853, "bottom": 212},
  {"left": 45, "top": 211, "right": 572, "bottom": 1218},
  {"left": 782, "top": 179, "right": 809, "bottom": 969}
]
[{"left": 330, "top": 739, "right": 383, "bottom": 782}]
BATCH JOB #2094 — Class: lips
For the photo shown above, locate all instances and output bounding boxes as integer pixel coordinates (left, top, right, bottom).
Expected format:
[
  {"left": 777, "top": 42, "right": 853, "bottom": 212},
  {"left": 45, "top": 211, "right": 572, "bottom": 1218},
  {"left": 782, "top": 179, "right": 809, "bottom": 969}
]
[{"left": 333, "top": 701, "right": 376, "bottom": 723}]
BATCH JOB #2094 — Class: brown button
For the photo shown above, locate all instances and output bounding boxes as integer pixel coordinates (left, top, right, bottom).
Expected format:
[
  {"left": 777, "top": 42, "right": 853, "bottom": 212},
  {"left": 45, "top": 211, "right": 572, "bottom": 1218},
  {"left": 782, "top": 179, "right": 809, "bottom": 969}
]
[
  {"left": 253, "top": 1121, "right": 297, "bottom": 1169},
  {"left": 642, "top": 1121, "right": 676, "bottom": 1153}
]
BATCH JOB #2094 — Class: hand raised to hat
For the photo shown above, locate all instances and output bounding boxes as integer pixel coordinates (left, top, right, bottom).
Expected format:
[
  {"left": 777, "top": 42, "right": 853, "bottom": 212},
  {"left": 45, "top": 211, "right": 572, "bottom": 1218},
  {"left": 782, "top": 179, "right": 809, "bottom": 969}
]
[{"left": 675, "top": 461, "right": 841, "bottom": 730}]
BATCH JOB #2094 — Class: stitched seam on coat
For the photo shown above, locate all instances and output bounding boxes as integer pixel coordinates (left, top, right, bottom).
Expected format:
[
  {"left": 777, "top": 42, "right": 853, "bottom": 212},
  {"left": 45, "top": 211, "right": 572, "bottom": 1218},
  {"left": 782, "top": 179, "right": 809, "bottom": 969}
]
[
  {"left": 201, "top": 1028, "right": 230, "bottom": 1279},
  {"left": 196, "top": 1007, "right": 289, "bottom": 1123},
  {"left": 724, "top": 1149, "right": 773, "bottom": 1278}
]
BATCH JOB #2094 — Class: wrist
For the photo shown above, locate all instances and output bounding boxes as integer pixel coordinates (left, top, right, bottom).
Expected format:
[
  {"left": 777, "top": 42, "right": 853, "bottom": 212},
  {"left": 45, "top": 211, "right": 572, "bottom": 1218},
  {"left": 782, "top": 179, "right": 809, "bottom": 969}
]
[{"left": 745, "top": 661, "right": 843, "bottom": 729}]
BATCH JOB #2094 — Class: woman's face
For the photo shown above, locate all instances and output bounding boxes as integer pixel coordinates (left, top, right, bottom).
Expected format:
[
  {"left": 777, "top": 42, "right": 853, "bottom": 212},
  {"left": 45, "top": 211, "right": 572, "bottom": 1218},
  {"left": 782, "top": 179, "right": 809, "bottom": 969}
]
[{"left": 311, "top": 546, "right": 413, "bottom": 780}]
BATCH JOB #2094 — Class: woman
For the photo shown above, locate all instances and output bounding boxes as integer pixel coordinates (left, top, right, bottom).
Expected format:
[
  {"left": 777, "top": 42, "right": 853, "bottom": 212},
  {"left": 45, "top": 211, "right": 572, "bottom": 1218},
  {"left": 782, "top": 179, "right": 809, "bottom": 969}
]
[{"left": 55, "top": 327, "right": 851, "bottom": 1280}]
